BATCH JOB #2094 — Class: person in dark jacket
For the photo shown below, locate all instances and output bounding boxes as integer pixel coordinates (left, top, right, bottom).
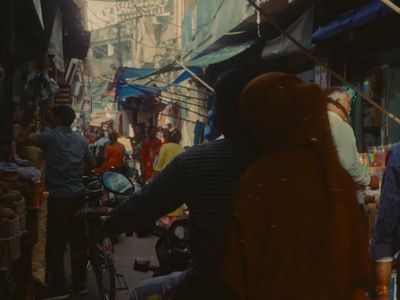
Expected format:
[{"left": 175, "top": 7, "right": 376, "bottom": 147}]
[{"left": 107, "top": 68, "right": 259, "bottom": 300}]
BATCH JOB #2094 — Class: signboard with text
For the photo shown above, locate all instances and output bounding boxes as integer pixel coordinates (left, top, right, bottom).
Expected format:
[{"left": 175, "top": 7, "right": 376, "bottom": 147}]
[{"left": 116, "top": 0, "right": 170, "bottom": 20}]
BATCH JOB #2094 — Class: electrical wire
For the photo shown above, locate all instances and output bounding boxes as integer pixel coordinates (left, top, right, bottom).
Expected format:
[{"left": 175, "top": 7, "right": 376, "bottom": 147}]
[
  {"left": 247, "top": 0, "right": 400, "bottom": 125},
  {"left": 86, "top": 52, "right": 212, "bottom": 105},
  {"left": 158, "top": 112, "right": 198, "bottom": 124},
  {"left": 161, "top": 89, "right": 209, "bottom": 102},
  {"left": 91, "top": 16, "right": 191, "bottom": 53},
  {"left": 158, "top": 94, "right": 208, "bottom": 110},
  {"left": 157, "top": 98, "right": 209, "bottom": 119},
  {"left": 120, "top": 68, "right": 212, "bottom": 97},
  {"left": 143, "top": 77, "right": 211, "bottom": 96},
  {"left": 140, "top": 18, "right": 157, "bottom": 47},
  {"left": 92, "top": 74, "right": 210, "bottom": 107},
  {"left": 86, "top": 4, "right": 115, "bottom": 24}
]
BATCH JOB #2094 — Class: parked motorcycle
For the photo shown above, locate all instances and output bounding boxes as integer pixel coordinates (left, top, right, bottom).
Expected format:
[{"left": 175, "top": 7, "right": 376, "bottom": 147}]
[
  {"left": 80, "top": 170, "right": 136, "bottom": 299},
  {"left": 134, "top": 216, "right": 191, "bottom": 277},
  {"left": 98, "top": 170, "right": 192, "bottom": 277}
]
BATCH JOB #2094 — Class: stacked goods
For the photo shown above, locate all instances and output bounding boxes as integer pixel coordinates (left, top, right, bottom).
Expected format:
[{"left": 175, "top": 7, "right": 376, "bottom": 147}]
[{"left": 0, "top": 181, "right": 27, "bottom": 270}]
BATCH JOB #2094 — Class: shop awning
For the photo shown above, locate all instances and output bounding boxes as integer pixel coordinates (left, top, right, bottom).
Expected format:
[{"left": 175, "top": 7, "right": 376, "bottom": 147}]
[
  {"left": 186, "top": 0, "right": 260, "bottom": 60},
  {"left": 120, "top": 67, "right": 158, "bottom": 80},
  {"left": 312, "top": 0, "right": 394, "bottom": 42},
  {"left": 185, "top": 39, "right": 256, "bottom": 66},
  {"left": 262, "top": 8, "right": 313, "bottom": 59},
  {"left": 171, "top": 66, "right": 202, "bottom": 85},
  {"left": 116, "top": 67, "right": 203, "bottom": 103},
  {"left": 119, "top": 39, "right": 254, "bottom": 84},
  {"left": 116, "top": 84, "right": 160, "bottom": 102}
]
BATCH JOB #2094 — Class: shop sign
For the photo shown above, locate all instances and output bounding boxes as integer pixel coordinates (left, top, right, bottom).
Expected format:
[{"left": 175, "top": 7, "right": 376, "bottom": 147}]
[{"left": 116, "top": 0, "right": 170, "bottom": 20}]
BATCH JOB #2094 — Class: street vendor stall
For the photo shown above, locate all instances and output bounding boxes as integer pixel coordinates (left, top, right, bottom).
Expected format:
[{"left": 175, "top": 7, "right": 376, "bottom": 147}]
[
  {"left": 360, "top": 147, "right": 388, "bottom": 239},
  {"left": 0, "top": 156, "right": 46, "bottom": 299}
]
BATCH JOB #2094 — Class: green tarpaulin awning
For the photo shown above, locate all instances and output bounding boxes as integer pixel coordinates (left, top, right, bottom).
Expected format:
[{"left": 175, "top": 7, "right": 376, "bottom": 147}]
[{"left": 186, "top": 39, "right": 256, "bottom": 66}]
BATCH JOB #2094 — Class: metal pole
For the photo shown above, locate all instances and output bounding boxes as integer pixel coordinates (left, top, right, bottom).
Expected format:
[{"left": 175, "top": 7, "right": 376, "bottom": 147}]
[
  {"left": 246, "top": 0, "right": 400, "bottom": 125},
  {"left": 176, "top": 61, "right": 215, "bottom": 93},
  {"left": 117, "top": 23, "right": 123, "bottom": 67},
  {"left": 380, "top": 0, "right": 400, "bottom": 14},
  {"left": 116, "top": 0, "right": 123, "bottom": 67}
]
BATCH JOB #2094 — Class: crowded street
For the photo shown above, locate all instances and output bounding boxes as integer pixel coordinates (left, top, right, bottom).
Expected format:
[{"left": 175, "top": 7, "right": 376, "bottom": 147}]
[{"left": 2, "top": 0, "right": 400, "bottom": 300}]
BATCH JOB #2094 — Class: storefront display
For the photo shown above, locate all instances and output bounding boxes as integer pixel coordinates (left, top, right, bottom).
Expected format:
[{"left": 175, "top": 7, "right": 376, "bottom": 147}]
[
  {"left": 0, "top": 157, "right": 46, "bottom": 299},
  {"left": 360, "top": 148, "right": 386, "bottom": 239}
]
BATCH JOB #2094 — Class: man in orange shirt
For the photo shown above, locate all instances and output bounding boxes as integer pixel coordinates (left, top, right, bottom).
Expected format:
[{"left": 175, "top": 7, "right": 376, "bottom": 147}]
[{"left": 96, "top": 132, "right": 125, "bottom": 174}]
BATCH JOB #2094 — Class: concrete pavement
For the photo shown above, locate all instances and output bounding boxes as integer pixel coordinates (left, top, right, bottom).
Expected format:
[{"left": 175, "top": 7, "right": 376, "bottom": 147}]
[{"left": 69, "top": 235, "right": 157, "bottom": 300}]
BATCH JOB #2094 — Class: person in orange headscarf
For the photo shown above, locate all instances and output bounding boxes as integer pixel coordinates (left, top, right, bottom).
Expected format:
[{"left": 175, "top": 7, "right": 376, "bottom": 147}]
[{"left": 214, "top": 73, "right": 372, "bottom": 300}]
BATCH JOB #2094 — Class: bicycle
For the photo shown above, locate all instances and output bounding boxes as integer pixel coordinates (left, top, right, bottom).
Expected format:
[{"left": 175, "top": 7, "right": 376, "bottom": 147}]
[{"left": 78, "top": 181, "right": 128, "bottom": 300}]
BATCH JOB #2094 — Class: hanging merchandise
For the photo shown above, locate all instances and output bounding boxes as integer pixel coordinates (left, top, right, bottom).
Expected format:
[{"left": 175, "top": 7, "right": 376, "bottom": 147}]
[
  {"left": 23, "top": 71, "right": 59, "bottom": 131},
  {"left": 159, "top": 104, "right": 180, "bottom": 129},
  {"left": 47, "top": 8, "right": 64, "bottom": 72},
  {"left": 204, "top": 96, "right": 221, "bottom": 140}
]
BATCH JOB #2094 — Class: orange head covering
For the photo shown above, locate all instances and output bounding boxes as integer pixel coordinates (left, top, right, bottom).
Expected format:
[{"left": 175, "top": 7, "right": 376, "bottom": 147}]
[{"left": 217, "top": 72, "right": 371, "bottom": 300}]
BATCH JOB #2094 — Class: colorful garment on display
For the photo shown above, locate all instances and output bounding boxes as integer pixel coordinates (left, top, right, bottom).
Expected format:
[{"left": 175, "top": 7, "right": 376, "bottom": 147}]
[{"left": 141, "top": 137, "right": 162, "bottom": 180}]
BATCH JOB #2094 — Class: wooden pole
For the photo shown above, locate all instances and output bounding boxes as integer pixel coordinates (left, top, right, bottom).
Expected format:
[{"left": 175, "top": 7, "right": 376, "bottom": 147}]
[{"left": 380, "top": 0, "right": 400, "bottom": 14}]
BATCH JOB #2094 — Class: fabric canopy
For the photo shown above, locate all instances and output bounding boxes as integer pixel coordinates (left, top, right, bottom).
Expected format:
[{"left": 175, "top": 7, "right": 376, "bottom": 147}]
[
  {"left": 186, "top": 40, "right": 256, "bottom": 66},
  {"left": 116, "top": 84, "right": 160, "bottom": 102},
  {"left": 120, "top": 67, "right": 157, "bottom": 80},
  {"left": 262, "top": 8, "right": 313, "bottom": 59},
  {"left": 312, "top": 0, "right": 394, "bottom": 42},
  {"left": 115, "top": 66, "right": 203, "bottom": 103},
  {"left": 171, "top": 66, "right": 202, "bottom": 85}
]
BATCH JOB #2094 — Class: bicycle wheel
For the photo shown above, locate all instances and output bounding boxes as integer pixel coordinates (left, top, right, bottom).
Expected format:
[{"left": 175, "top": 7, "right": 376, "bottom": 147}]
[{"left": 91, "top": 238, "right": 116, "bottom": 300}]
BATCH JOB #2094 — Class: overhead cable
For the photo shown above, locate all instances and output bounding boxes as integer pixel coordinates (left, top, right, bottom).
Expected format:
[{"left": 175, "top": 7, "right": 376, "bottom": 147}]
[{"left": 247, "top": 0, "right": 400, "bottom": 125}]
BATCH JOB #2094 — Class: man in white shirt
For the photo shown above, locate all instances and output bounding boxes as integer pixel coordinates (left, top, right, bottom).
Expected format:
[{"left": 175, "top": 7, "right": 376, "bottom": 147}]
[{"left": 326, "top": 86, "right": 379, "bottom": 202}]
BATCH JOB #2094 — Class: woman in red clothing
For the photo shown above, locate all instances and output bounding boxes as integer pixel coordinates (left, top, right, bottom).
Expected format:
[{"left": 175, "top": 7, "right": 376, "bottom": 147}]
[
  {"left": 96, "top": 132, "right": 125, "bottom": 174},
  {"left": 141, "top": 126, "right": 162, "bottom": 181}
]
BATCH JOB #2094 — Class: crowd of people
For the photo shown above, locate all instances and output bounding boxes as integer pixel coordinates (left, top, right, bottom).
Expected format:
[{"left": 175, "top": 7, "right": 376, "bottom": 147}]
[
  {"left": 83, "top": 124, "right": 184, "bottom": 185},
  {"left": 16, "top": 67, "right": 400, "bottom": 300}
]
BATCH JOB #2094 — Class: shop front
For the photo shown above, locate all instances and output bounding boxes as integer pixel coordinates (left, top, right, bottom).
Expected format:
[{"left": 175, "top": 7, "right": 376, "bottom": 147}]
[{"left": 0, "top": 0, "right": 89, "bottom": 298}]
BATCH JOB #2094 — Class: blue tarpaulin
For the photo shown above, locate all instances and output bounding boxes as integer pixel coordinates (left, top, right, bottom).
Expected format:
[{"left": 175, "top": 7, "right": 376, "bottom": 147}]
[
  {"left": 120, "top": 67, "right": 157, "bottom": 80},
  {"left": 115, "top": 66, "right": 203, "bottom": 103},
  {"left": 115, "top": 37, "right": 255, "bottom": 102},
  {"left": 312, "top": 0, "right": 394, "bottom": 42},
  {"left": 171, "top": 67, "right": 202, "bottom": 85},
  {"left": 118, "top": 84, "right": 160, "bottom": 100},
  {"left": 186, "top": 40, "right": 256, "bottom": 66}
]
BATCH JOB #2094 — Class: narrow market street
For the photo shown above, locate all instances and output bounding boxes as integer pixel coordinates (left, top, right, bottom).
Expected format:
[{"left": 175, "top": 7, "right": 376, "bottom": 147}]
[
  {"left": 2, "top": 0, "right": 400, "bottom": 299},
  {"left": 68, "top": 236, "right": 157, "bottom": 300}
]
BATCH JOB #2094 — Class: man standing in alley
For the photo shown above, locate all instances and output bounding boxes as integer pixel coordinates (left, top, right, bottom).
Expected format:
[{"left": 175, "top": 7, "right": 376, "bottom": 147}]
[
  {"left": 19, "top": 105, "right": 97, "bottom": 300},
  {"left": 326, "top": 86, "right": 380, "bottom": 200}
]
